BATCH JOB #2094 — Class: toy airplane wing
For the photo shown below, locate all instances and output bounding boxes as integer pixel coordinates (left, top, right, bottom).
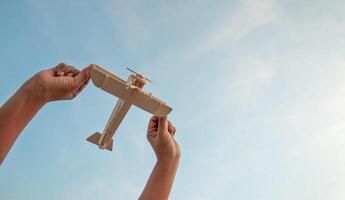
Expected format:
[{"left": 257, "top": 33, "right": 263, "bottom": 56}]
[
  {"left": 91, "top": 65, "right": 172, "bottom": 116},
  {"left": 86, "top": 65, "right": 172, "bottom": 151}
]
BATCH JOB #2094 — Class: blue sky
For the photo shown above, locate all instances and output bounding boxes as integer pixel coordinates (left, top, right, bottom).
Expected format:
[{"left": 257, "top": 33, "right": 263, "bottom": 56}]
[{"left": 1, "top": 0, "right": 345, "bottom": 199}]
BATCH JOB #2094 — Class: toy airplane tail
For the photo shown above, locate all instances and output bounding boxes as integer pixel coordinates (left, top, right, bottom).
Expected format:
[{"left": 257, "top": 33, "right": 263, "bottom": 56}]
[{"left": 86, "top": 132, "right": 113, "bottom": 151}]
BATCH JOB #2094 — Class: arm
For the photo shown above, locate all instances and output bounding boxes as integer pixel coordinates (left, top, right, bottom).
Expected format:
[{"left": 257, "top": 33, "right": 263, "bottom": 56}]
[
  {"left": 139, "top": 116, "right": 181, "bottom": 200},
  {"left": 0, "top": 63, "right": 93, "bottom": 165}
]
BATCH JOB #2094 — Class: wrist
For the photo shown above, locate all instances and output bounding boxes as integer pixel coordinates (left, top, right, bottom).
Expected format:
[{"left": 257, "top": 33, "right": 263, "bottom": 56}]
[
  {"left": 156, "top": 158, "right": 180, "bottom": 173},
  {"left": 21, "top": 76, "right": 49, "bottom": 105},
  {"left": 157, "top": 156, "right": 180, "bottom": 166}
]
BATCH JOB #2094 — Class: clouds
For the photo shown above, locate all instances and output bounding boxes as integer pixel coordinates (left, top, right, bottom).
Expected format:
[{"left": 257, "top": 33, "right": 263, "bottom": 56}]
[
  {"left": 169, "top": 1, "right": 345, "bottom": 198},
  {"left": 268, "top": 59, "right": 345, "bottom": 200},
  {"left": 193, "top": 0, "right": 280, "bottom": 55}
]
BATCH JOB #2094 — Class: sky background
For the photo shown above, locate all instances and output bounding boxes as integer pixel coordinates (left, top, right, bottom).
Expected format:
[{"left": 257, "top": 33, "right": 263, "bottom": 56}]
[{"left": 1, "top": 0, "right": 345, "bottom": 199}]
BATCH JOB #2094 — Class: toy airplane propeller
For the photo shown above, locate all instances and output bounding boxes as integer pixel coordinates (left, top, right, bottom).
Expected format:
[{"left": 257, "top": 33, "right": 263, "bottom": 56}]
[{"left": 86, "top": 65, "right": 172, "bottom": 151}]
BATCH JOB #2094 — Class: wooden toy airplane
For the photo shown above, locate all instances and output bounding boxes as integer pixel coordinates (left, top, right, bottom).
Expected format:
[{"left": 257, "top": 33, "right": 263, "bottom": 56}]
[{"left": 86, "top": 65, "right": 172, "bottom": 151}]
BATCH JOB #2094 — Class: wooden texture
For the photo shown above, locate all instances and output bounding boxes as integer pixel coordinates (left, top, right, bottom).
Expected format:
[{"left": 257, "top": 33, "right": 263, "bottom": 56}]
[
  {"left": 87, "top": 65, "right": 172, "bottom": 151},
  {"left": 91, "top": 65, "right": 172, "bottom": 116}
]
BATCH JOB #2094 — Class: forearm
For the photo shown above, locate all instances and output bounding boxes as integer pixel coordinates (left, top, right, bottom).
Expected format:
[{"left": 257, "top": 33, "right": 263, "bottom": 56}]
[
  {"left": 0, "top": 78, "right": 47, "bottom": 165},
  {"left": 139, "top": 158, "right": 180, "bottom": 200}
]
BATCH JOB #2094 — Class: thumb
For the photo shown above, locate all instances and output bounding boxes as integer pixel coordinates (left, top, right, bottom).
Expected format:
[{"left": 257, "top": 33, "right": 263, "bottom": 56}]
[
  {"left": 158, "top": 116, "right": 168, "bottom": 135},
  {"left": 74, "top": 66, "right": 92, "bottom": 87}
]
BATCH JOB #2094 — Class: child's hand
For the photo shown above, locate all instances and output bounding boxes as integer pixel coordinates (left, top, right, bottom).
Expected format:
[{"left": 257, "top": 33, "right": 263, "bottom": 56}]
[
  {"left": 147, "top": 116, "right": 181, "bottom": 163},
  {"left": 31, "top": 63, "right": 94, "bottom": 102}
]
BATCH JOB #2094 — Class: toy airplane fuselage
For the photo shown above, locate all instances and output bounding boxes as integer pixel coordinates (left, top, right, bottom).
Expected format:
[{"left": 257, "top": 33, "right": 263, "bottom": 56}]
[{"left": 86, "top": 65, "right": 172, "bottom": 151}]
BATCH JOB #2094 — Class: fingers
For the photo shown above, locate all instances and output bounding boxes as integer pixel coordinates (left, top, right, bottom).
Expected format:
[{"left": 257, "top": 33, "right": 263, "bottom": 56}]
[
  {"left": 148, "top": 115, "right": 175, "bottom": 135},
  {"left": 66, "top": 68, "right": 80, "bottom": 77},
  {"left": 55, "top": 63, "right": 68, "bottom": 76},
  {"left": 54, "top": 63, "right": 92, "bottom": 82},
  {"left": 168, "top": 121, "right": 176, "bottom": 136},
  {"left": 146, "top": 116, "right": 158, "bottom": 141},
  {"left": 52, "top": 63, "right": 94, "bottom": 100},
  {"left": 57, "top": 70, "right": 65, "bottom": 76},
  {"left": 54, "top": 63, "right": 80, "bottom": 77},
  {"left": 69, "top": 65, "right": 94, "bottom": 98},
  {"left": 158, "top": 116, "right": 168, "bottom": 134},
  {"left": 148, "top": 115, "right": 159, "bottom": 128},
  {"left": 75, "top": 78, "right": 90, "bottom": 95},
  {"left": 65, "top": 78, "right": 90, "bottom": 100},
  {"left": 55, "top": 62, "right": 67, "bottom": 72},
  {"left": 74, "top": 65, "right": 92, "bottom": 87}
]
